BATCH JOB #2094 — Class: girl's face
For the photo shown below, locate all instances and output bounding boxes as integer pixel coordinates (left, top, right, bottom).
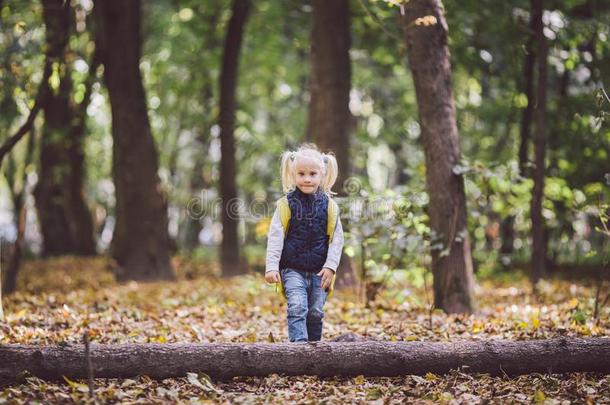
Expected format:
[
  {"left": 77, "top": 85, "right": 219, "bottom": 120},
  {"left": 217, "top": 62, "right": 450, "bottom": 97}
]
[{"left": 295, "top": 157, "right": 322, "bottom": 194}]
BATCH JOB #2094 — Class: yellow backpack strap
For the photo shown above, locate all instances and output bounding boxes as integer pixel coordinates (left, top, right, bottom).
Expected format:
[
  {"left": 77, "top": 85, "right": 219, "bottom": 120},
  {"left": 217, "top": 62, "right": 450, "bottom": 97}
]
[
  {"left": 277, "top": 196, "right": 291, "bottom": 236},
  {"left": 326, "top": 197, "right": 339, "bottom": 299},
  {"left": 327, "top": 198, "right": 339, "bottom": 244},
  {"left": 275, "top": 196, "right": 290, "bottom": 298}
]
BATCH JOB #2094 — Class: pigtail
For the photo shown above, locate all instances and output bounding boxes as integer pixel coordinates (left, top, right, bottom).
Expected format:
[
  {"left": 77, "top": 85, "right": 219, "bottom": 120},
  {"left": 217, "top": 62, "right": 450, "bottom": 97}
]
[
  {"left": 280, "top": 150, "right": 296, "bottom": 194},
  {"left": 321, "top": 153, "right": 338, "bottom": 196}
]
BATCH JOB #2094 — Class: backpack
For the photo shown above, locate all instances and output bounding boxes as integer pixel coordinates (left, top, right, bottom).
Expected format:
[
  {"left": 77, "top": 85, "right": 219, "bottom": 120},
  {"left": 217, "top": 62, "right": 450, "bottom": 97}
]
[{"left": 275, "top": 195, "right": 339, "bottom": 297}]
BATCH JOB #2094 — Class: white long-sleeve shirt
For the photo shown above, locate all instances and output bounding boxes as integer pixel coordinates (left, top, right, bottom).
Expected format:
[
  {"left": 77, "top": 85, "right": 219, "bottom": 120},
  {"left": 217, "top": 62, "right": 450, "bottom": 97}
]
[{"left": 265, "top": 206, "right": 344, "bottom": 273}]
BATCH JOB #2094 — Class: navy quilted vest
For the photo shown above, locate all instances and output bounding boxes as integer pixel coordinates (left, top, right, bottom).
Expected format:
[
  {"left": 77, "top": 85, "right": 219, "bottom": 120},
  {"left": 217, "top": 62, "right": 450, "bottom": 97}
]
[{"left": 279, "top": 187, "right": 330, "bottom": 272}]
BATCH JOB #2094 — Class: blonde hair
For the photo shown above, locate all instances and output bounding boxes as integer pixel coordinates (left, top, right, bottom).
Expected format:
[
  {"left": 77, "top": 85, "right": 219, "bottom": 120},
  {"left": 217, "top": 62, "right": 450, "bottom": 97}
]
[{"left": 280, "top": 143, "right": 338, "bottom": 196}]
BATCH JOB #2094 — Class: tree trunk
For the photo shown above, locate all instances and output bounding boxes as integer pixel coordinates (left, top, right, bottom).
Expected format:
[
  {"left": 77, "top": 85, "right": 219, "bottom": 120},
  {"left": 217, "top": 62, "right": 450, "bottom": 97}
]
[
  {"left": 403, "top": 0, "right": 474, "bottom": 313},
  {"left": 95, "top": 0, "right": 174, "bottom": 281},
  {"left": 500, "top": 4, "right": 537, "bottom": 271},
  {"left": 179, "top": 8, "right": 223, "bottom": 252},
  {"left": 2, "top": 109, "right": 37, "bottom": 295},
  {"left": 34, "top": 0, "right": 96, "bottom": 256},
  {"left": 218, "top": 0, "right": 250, "bottom": 277},
  {"left": 1, "top": 338, "right": 608, "bottom": 381},
  {"left": 180, "top": 132, "right": 209, "bottom": 251},
  {"left": 4, "top": 194, "right": 25, "bottom": 296},
  {"left": 308, "top": 0, "right": 355, "bottom": 288},
  {"left": 530, "top": 0, "right": 548, "bottom": 286},
  {"left": 499, "top": 215, "right": 515, "bottom": 269},
  {"left": 517, "top": 4, "right": 536, "bottom": 178},
  {"left": 307, "top": 0, "right": 351, "bottom": 191}
]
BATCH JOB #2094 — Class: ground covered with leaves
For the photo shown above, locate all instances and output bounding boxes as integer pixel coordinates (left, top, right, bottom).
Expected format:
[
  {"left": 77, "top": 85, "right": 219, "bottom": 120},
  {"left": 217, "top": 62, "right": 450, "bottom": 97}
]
[{"left": 1, "top": 256, "right": 609, "bottom": 404}]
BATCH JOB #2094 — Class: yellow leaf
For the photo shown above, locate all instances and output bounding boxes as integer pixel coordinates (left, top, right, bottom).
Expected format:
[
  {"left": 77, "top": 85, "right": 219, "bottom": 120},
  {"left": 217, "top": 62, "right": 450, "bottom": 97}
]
[
  {"left": 578, "top": 325, "right": 591, "bottom": 336},
  {"left": 13, "top": 21, "right": 26, "bottom": 35},
  {"left": 533, "top": 390, "right": 546, "bottom": 404},
  {"left": 414, "top": 15, "right": 438, "bottom": 26},
  {"left": 568, "top": 298, "right": 579, "bottom": 309},
  {"left": 255, "top": 218, "right": 271, "bottom": 238},
  {"left": 48, "top": 63, "right": 61, "bottom": 93},
  {"left": 354, "top": 375, "right": 365, "bottom": 385},
  {"left": 267, "top": 332, "right": 275, "bottom": 343},
  {"left": 62, "top": 376, "right": 88, "bottom": 391},
  {"left": 531, "top": 317, "right": 540, "bottom": 329},
  {"left": 62, "top": 375, "right": 78, "bottom": 387},
  {"left": 149, "top": 335, "right": 166, "bottom": 343},
  {"left": 472, "top": 321, "right": 484, "bottom": 333},
  {"left": 425, "top": 372, "right": 438, "bottom": 381}
]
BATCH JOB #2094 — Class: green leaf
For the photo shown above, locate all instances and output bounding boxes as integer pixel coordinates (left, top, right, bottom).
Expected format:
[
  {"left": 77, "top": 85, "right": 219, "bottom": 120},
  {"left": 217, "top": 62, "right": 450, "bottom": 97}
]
[{"left": 572, "top": 310, "right": 587, "bottom": 325}]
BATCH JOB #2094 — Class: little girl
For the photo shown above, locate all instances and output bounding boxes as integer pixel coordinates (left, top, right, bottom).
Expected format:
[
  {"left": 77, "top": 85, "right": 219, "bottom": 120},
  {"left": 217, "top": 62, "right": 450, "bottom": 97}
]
[{"left": 265, "top": 144, "right": 344, "bottom": 342}]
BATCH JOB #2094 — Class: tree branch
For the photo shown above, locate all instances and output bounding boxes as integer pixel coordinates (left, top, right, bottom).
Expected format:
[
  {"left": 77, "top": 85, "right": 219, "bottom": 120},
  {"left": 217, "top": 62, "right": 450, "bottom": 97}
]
[{"left": 0, "top": 61, "right": 52, "bottom": 166}]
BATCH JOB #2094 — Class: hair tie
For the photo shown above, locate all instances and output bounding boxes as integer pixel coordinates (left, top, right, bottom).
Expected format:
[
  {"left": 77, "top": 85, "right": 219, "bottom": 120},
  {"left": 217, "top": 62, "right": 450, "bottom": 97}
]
[
  {"left": 290, "top": 152, "right": 295, "bottom": 161},
  {"left": 323, "top": 156, "right": 328, "bottom": 164}
]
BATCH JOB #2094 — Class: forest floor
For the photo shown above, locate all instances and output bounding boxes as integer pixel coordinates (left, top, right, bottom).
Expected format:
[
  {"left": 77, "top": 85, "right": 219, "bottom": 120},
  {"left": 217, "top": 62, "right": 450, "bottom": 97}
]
[{"left": 1, "top": 256, "right": 609, "bottom": 404}]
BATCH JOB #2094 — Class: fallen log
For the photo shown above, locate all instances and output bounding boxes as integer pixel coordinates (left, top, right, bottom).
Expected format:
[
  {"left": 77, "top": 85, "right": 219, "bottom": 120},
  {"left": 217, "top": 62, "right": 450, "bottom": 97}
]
[{"left": 0, "top": 337, "right": 609, "bottom": 382}]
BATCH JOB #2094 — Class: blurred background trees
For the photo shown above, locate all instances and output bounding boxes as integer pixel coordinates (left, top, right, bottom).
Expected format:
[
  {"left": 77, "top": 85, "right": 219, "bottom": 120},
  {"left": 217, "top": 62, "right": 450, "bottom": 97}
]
[{"left": 1, "top": 0, "right": 609, "bottom": 312}]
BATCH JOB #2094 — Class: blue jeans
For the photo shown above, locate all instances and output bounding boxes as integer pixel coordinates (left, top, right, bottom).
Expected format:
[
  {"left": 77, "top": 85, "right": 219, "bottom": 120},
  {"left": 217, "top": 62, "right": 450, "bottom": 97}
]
[{"left": 281, "top": 268, "right": 327, "bottom": 342}]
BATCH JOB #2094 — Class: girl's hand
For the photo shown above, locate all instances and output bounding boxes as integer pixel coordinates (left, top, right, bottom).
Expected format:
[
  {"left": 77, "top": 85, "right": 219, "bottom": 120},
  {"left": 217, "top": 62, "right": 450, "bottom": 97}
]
[
  {"left": 265, "top": 271, "right": 280, "bottom": 284},
  {"left": 317, "top": 268, "right": 335, "bottom": 290}
]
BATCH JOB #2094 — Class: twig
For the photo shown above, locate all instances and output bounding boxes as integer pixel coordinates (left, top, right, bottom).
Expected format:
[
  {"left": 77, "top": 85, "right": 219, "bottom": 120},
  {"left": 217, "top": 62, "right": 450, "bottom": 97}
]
[
  {"left": 422, "top": 241, "right": 433, "bottom": 330},
  {"left": 600, "top": 86, "right": 610, "bottom": 105},
  {"left": 83, "top": 330, "right": 95, "bottom": 399},
  {"left": 356, "top": 0, "right": 402, "bottom": 42},
  {"left": 0, "top": 246, "right": 4, "bottom": 321},
  {"left": 360, "top": 240, "right": 367, "bottom": 306}
]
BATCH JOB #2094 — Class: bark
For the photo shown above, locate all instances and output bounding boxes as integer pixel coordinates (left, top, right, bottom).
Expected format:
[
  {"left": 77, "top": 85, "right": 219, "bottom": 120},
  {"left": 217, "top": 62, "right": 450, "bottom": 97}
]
[
  {"left": 95, "top": 0, "right": 174, "bottom": 281},
  {"left": 403, "top": 0, "right": 474, "bottom": 313},
  {"left": 518, "top": 1, "right": 537, "bottom": 178},
  {"left": 307, "top": 0, "right": 351, "bottom": 192},
  {"left": 390, "top": 141, "right": 410, "bottom": 186},
  {"left": 0, "top": 338, "right": 609, "bottom": 381},
  {"left": 308, "top": 0, "right": 355, "bottom": 288},
  {"left": 218, "top": 0, "right": 250, "bottom": 276},
  {"left": 499, "top": 215, "right": 515, "bottom": 269},
  {"left": 34, "top": 0, "right": 96, "bottom": 257},
  {"left": 530, "top": 0, "right": 548, "bottom": 286}
]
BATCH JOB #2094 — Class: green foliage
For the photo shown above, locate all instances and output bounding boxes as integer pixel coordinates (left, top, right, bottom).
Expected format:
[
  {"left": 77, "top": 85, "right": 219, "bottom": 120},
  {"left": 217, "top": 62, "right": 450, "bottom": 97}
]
[
  {"left": 1, "top": 0, "right": 610, "bottom": 290},
  {"left": 341, "top": 182, "right": 431, "bottom": 303},
  {"left": 0, "top": 0, "right": 44, "bottom": 135}
]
